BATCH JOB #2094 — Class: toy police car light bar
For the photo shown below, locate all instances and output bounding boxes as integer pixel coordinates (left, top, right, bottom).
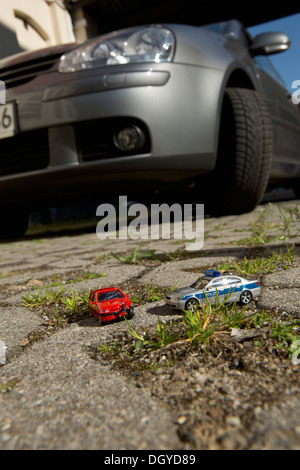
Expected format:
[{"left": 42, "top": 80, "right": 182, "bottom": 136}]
[{"left": 204, "top": 270, "right": 221, "bottom": 277}]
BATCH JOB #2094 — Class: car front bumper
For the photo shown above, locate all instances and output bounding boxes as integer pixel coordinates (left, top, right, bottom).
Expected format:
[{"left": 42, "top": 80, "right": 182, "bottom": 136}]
[
  {"left": 99, "top": 313, "right": 125, "bottom": 322},
  {"left": 165, "top": 298, "right": 186, "bottom": 310},
  {"left": 0, "top": 62, "right": 224, "bottom": 207}
]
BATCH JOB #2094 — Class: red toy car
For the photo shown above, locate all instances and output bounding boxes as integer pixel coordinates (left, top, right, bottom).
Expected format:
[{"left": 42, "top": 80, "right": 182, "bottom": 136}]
[{"left": 88, "top": 287, "right": 134, "bottom": 324}]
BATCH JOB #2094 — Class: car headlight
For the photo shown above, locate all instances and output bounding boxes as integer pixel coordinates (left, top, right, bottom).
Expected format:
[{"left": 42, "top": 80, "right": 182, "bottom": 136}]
[{"left": 59, "top": 26, "right": 175, "bottom": 73}]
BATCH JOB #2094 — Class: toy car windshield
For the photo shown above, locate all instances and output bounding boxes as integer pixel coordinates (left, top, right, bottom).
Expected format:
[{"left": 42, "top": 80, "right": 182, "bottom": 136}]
[
  {"left": 97, "top": 291, "right": 124, "bottom": 301},
  {"left": 190, "top": 270, "right": 221, "bottom": 289},
  {"left": 189, "top": 277, "right": 210, "bottom": 289}
]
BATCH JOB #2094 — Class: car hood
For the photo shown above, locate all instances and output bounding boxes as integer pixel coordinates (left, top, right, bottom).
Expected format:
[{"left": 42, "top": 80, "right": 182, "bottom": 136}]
[
  {"left": 167, "top": 286, "right": 199, "bottom": 298},
  {"left": 0, "top": 42, "right": 76, "bottom": 69},
  {"left": 96, "top": 299, "right": 125, "bottom": 312}
]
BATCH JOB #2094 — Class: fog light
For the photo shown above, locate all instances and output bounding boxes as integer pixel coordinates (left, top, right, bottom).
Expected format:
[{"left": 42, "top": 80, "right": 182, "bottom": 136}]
[{"left": 114, "top": 126, "right": 145, "bottom": 151}]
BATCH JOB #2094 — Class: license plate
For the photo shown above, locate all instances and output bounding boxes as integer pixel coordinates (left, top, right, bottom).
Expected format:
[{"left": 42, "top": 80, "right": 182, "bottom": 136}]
[{"left": 0, "top": 102, "right": 17, "bottom": 139}]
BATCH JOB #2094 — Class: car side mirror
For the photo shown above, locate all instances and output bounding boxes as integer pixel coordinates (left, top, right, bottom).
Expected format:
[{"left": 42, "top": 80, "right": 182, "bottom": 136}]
[{"left": 250, "top": 32, "right": 290, "bottom": 56}]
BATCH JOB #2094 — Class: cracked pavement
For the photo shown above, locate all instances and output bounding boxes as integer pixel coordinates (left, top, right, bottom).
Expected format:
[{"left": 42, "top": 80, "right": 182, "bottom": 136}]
[{"left": 0, "top": 198, "right": 299, "bottom": 450}]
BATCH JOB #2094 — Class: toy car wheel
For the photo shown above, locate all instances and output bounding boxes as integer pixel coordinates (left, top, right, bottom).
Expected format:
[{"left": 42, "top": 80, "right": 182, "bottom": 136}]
[
  {"left": 126, "top": 306, "right": 135, "bottom": 320},
  {"left": 185, "top": 298, "right": 199, "bottom": 313},
  {"left": 99, "top": 315, "right": 109, "bottom": 325},
  {"left": 239, "top": 290, "right": 252, "bottom": 305},
  {"left": 204, "top": 87, "right": 273, "bottom": 215}
]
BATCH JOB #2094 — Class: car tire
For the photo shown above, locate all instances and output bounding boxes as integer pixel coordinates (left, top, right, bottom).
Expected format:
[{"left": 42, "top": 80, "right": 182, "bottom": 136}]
[
  {"left": 0, "top": 206, "right": 30, "bottom": 239},
  {"left": 185, "top": 298, "right": 199, "bottom": 313},
  {"left": 205, "top": 87, "right": 273, "bottom": 215},
  {"left": 239, "top": 289, "right": 252, "bottom": 305},
  {"left": 126, "top": 306, "right": 135, "bottom": 320}
]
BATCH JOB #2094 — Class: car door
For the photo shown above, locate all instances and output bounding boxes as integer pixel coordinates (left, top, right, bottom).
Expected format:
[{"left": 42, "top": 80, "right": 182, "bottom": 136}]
[
  {"left": 206, "top": 278, "right": 225, "bottom": 303},
  {"left": 88, "top": 292, "right": 98, "bottom": 317},
  {"left": 254, "top": 55, "right": 300, "bottom": 179},
  {"left": 222, "top": 276, "right": 242, "bottom": 302},
  {"left": 88, "top": 292, "right": 95, "bottom": 310}
]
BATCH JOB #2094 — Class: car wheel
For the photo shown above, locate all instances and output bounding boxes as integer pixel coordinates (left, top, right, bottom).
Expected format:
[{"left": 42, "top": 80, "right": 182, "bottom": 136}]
[
  {"left": 185, "top": 298, "right": 199, "bottom": 313},
  {"left": 205, "top": 87, "right": 273, "bottom": 215},
  {"left": 239, "top": 290, "right": 252, "bottom": 305},
  {"left": 0, "top": 206, "right": 30, "bottom": 239},
  {"left": 126, "top": 306, "right": 135, "bottom": 320}
]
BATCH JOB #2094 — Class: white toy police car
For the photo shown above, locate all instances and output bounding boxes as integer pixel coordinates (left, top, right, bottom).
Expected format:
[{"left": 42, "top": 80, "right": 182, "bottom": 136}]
[{"left": 166, "top": 270, "right": 261, "bottom": 312}]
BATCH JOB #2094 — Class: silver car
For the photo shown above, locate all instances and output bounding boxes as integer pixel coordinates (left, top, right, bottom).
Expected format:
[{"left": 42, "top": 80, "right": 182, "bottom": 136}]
[
  {"left": 0, "top": 19, "right": 300, "bottom": 237},
  {"left": 166, "top": 270, "right": 261, "bottom": 311}
]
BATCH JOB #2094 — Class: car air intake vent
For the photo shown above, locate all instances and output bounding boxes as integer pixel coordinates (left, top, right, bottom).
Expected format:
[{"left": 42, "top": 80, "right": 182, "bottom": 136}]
[
  {"left": 0, "top": 128, "right": 49, "bottom": 176},
  {"left": 0, "top": 53, "right": 61, "bottom": 88},
  {"left": 75, "top": 117, "right": 150, "bottom": 162}
]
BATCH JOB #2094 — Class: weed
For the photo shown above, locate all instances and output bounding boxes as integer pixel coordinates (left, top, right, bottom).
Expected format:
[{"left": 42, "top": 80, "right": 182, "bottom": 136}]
[
  {"left": 125, "top": 299, "right": 299, "bottom": 364},
  {"left": 60, "top": 289, "right": 89, "bottom": 317},
  {"left": 179, "top": 294, "right": 254, "bottom": 348},
  {"left": 22, "top": 286, "right": 90, "bottom": 322},
  {"left": 179, "top": 308, "right": 218, "bottom": 348},
  {"left": 125, "top": 290, "right": 254, "bottom": 354},
  {"left": 29, "top": 269, "right": 106, "bottom": 291},
  {"left": 22, "top": 286, "right": 66, "bottom": 309},
  {"left": 0, "top": 379, "right": 19, "bottom": 393},
  {"left": 217, "top": 246, "right": 295, "bottom": 276},
  {"left": 270, "top": 320, "right": 300, "bottom": 358},
  {"left": 61, "top": 295, "right": 80, "bottom": 313},
  {"left": 130, "top": 281, "right": 165, "bottom": 304},
  {"left": 235, "top": 204, "right": 300, "bottom": 246},
  {"left": 95, "top": 253, "right": 109, "bottom": 262},
  {"left": 250, "top": 313, "right": 300, "bottom": 359},
  {"left": 67, "top": 268, "right": 106, "bottom": 284},
  {"left": 111, "top": 244, "right": 156, "bottom": 264},
  {"left": 278, "top": 205, "right": 300, "bottom": 238},
  {"left": 54, "top": 307, "right": 62, "bottom": 327},
  {"left": 233, "top": 207, "right": 278, "bottom": 246},
  {"left": 125, "top": 316, "right": 181, "bottom": 352},
  {"left": 250, "top": 311, "right": 270, "bottom": 328},
  {"left": 162, "top": 357, "right": 176, "bottom": 367},
  {"left": 97, "top": 342, "right": 123, "bottom": 354},
  {"left": 220, "top": 303, "right": 253, "bottom": 329}
]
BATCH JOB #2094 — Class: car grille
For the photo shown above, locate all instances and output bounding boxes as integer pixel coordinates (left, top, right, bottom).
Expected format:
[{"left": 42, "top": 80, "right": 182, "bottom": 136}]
[
  {"left": 0, "top": 53, "right": 61, "bottom": 89},
  {"left": 0, "top": 128, "right": 49, "bottom": 176}
]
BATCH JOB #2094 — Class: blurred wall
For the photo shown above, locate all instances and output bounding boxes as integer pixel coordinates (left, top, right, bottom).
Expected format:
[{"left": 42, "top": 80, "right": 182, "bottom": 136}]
[{"left": 0, "top": 0, "right": 75, "bottom": 59}]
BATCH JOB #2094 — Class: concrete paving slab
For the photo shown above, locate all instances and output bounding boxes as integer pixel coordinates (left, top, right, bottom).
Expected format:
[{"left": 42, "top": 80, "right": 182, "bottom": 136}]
[
  {"left": 259, "top": 287, "right": 300, "bottom": 315},
  {"left": 0, "top": 199, "right": 299, "bottom": 450},
  {"left": 0, "top": 324, "right": 180, "bottom": 450},
  {"left": 0, "top": 307, "right": 44, "bottom": 361}
]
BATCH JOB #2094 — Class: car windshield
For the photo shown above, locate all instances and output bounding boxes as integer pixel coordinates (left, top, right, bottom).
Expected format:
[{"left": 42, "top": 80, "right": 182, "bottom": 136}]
[
  {"left": 189, "top": 277, "right": 210, "bottom": 289},
  {"left": 202, "top": 21, "right": 229, "bottom": 35},
  {"left": 202, "top": 20, "right": 250, "bottom": 45},
  {"left": 97, "top": 290, "right": 124, "bottom": 301}
]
